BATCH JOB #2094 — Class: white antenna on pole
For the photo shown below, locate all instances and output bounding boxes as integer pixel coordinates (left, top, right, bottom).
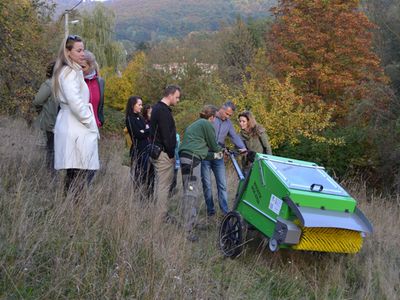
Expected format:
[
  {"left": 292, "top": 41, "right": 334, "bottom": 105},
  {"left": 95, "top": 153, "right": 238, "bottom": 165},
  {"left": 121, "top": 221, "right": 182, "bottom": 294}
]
[{"left": 64, "top": 0, "right": 83, "bottom": 38}]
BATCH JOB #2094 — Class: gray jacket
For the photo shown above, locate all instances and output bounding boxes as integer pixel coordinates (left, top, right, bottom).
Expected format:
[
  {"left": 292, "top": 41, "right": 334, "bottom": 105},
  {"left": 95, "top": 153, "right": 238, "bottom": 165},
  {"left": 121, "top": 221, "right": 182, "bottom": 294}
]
[{"left": 33, "top": 79, "right": 58, "bottom": 132}]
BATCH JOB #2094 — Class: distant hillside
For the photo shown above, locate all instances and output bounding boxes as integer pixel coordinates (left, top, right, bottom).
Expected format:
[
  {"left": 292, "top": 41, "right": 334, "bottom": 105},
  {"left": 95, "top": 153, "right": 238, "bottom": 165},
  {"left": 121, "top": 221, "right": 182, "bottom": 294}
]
[
  {"left": 112, "top": 0, "right": 274, "bottom": 44},
  {"left": 54, "top": 0, "right": 275, "bottom": 45}
]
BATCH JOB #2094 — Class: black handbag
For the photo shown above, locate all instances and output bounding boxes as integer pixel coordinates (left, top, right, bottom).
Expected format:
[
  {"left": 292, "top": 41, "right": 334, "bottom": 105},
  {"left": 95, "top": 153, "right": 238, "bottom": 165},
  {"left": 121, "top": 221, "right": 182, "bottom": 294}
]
[{"left": 149, "top": 143, "right": 162, "bottom": 160}]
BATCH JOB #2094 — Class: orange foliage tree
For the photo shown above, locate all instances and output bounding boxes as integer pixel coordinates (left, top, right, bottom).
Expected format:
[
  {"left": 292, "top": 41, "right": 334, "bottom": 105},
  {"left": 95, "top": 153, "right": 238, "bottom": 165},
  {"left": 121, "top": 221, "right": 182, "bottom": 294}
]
[
  {"left": 267, "top": 0, "right": 387, "bottom": 119},
  {"left": 226, "top": 51, "right": 339, "bottom": 149}
]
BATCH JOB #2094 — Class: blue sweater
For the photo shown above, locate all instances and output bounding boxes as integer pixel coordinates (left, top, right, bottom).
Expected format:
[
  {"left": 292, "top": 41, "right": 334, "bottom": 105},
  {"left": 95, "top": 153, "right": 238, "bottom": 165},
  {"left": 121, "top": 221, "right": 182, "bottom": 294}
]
[{"left": 212, "top": 116, "right": 246, "bottom": 149}]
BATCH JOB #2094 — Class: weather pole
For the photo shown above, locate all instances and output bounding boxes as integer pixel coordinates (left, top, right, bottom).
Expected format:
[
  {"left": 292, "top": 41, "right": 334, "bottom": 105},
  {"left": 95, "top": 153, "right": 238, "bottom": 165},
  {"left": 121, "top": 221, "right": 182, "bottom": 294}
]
[{"left": 64, "top": 0, "right": 83, "bottom": 39}]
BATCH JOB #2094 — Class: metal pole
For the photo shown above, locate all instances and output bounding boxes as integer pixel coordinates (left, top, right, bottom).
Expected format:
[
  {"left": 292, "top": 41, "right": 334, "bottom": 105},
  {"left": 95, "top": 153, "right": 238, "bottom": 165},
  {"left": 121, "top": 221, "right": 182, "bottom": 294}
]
[
  {"left": 64, "top": 1, "right": 83, "bottom": 39},
  {"left": 64, "top": 11, "right": 69, "bottom": 39}
]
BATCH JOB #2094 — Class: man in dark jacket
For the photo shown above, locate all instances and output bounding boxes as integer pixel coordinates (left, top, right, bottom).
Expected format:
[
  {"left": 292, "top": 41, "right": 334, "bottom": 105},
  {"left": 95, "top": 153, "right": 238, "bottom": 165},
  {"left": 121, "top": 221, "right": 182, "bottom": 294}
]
[{"left": 150, "top": 85, "right": 181, "bottom": 218}]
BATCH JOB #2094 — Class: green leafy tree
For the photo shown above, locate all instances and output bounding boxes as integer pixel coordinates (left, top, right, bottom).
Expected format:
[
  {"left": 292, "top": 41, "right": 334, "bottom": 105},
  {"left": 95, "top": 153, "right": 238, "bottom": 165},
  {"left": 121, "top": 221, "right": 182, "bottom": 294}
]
[
  {"left": 74, "top": 4, "right": 125, "bottom": 70},
  {"left": 364, "top": 0, "right": 400, "bottom": 94},
  {"left": 218, "top": 17, "right": 255, "bottom": 83},
  {"left": 0, "top": 0, "right": 58, "bottom": 118}
]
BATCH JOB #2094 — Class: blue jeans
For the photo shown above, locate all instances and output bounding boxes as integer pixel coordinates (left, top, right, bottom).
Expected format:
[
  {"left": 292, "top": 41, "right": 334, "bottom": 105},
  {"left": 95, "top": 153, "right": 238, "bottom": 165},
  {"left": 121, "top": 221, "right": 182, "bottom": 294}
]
[{"left": 201, "top": 159, "right": 229, "bottom": 215}]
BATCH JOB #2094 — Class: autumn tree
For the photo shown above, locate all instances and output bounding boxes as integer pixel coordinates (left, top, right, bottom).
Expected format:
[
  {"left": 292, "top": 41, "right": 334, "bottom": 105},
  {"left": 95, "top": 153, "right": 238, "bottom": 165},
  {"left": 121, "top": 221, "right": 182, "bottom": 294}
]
[
  {"left": 267, "top": 0, "right": 387, "bottom": 119},
  {"left": 105, "top": 52, "right": 146, "bottom": 111},
  {"left": 227, "top": 51, "right": 337, "bottom": 149},
  {"left": 0, "top": 0, "right": 58, "bottom": 117}
]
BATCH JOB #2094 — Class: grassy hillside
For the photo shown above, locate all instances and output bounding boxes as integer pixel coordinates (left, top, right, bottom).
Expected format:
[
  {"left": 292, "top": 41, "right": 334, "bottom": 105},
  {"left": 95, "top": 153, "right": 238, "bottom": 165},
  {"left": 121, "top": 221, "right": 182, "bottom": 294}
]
[{"left": 0, "top": 116, "right": 398, "bottom": 298}]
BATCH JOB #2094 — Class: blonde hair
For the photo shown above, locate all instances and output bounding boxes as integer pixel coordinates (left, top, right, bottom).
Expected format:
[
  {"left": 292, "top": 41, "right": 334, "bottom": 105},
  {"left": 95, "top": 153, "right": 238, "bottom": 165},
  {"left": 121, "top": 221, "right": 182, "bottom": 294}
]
[
  {"left": 84, "top": 50, "right": 100, "bottom": 76},
  {"left": 238, "top": 111, "right": 258, "bottom": 135},
  {"left": 52, "top": 35, "right": 83, "bottom": 100}
]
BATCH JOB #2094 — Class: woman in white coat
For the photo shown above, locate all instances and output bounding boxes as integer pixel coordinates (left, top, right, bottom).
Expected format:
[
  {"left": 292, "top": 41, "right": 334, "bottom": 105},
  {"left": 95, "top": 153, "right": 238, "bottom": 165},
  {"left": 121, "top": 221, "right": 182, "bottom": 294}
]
[{"left": 52, "top": 35, "right": 99, "bottom": 192}]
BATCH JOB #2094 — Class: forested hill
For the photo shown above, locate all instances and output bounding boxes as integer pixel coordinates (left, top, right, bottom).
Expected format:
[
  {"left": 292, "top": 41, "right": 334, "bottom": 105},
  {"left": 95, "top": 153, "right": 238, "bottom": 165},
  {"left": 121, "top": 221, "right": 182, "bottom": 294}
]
[{"left": 55, "top": 0, "right": 275, "bottom": 44}]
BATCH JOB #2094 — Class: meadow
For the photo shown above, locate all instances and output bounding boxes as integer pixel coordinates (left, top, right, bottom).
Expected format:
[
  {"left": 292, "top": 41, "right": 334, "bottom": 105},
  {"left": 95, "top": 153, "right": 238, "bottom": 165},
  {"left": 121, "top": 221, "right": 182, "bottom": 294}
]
[{"left": 0, "top": 117, "right": 398, "bottom": 299}]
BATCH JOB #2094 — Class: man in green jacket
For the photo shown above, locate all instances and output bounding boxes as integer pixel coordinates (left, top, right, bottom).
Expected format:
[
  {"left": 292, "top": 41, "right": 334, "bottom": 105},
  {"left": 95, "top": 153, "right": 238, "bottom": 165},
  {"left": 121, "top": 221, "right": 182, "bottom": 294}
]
[
  {"left": 179, "top": 105, "right": 224, "bottom": 241},
  {"left": 33, "top": 62, "right": 59, "bottom": 170}
]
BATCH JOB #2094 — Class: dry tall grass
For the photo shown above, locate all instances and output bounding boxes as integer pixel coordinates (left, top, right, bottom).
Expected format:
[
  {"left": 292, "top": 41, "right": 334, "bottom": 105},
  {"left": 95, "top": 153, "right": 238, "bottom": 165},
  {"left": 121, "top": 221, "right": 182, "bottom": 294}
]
[{"left": 0, "top": 116, "right": 399, "bottom": 299}]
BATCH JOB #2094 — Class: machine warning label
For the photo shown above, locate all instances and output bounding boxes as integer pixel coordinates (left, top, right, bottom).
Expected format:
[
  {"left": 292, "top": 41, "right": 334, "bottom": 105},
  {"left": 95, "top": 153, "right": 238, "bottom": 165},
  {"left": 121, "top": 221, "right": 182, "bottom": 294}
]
[{"left": 269, "top": 194, "right": 283, "bottom": 215}]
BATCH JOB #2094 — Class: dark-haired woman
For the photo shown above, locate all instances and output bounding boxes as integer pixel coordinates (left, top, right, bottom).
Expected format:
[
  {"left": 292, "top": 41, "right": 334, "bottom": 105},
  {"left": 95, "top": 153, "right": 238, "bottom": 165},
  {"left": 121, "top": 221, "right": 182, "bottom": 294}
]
[
  {"left": 179, "top": 105, "right": 224, "bottom": 242},
  {"left": 238, "top": 111, "right": 272, "bottom": 172},
  {"left": 52, "top": 35, "right": 99, "bottom": 193},
  {"left": 143, "top": 104, "right": 152, "bottom": 126},
  {"left": 126, "top": 96, "right": 152, "bottom": 193}
]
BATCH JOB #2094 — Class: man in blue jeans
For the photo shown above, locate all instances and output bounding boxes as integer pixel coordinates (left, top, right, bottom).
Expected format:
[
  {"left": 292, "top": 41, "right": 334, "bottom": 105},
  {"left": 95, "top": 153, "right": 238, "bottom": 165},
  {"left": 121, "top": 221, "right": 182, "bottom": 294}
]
[{"left": 201, "top": 101, "right": 247, "bottom": 216}]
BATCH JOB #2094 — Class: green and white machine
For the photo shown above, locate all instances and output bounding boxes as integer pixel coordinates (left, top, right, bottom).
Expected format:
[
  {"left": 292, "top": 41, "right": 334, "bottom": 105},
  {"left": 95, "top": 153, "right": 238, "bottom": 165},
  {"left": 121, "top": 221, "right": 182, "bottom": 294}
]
[{"left": 219, "top": 153, "right": 373, "bottom": 257}]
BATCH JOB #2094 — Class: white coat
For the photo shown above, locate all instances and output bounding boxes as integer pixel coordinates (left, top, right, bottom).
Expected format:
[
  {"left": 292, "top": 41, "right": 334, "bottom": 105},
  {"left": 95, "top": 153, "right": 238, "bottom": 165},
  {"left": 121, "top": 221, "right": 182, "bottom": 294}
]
[{"left": 54, "top": 64, "right": 100, "bottom": 170}]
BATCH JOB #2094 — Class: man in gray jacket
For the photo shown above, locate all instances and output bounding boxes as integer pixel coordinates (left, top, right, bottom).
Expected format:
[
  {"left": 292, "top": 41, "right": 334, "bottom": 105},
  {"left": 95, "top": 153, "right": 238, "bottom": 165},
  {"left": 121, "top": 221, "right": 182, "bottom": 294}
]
[{"left": 201, "top": 101, "right": 246, "bottom": 217}]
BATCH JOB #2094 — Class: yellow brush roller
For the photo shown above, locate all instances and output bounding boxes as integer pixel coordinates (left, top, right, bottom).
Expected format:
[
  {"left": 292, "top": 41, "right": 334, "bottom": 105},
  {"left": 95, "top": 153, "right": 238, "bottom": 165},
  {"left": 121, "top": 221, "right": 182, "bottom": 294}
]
[{"left": 292, "top": 227, "right": 363, "bottom": 254}]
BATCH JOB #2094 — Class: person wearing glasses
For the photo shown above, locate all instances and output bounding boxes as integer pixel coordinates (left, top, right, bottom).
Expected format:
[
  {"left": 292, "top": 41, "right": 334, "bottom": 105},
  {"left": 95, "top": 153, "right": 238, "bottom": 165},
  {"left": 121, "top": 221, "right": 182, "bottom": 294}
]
[
  {"left": 81, "top": 50, "right": 105, "bottom": 128},
  {"left": 52, "top": 35, "right": 99, "bottom": 193},
  {"left": 201, "top": 101, "right": 247, "bottom": 217},
  {"left": 179, "top": 105, "right": 224, "bottom": 241}
]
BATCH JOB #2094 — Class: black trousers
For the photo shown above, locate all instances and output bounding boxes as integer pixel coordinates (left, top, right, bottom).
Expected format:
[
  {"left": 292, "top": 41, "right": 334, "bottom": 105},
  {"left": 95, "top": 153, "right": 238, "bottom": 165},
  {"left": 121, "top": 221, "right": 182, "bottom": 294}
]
[
  {"left": 45, "top": 131, "right": 54, "bottom": 170},
  {"left": 65, "top": 169, "right": 95, "bottom": 194}
]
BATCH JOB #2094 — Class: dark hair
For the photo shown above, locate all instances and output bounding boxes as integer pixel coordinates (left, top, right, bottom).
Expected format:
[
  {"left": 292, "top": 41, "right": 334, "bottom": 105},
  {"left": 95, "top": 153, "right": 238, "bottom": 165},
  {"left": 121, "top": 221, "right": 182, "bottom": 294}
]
[
  {"left": 238, "top": 110, "right": 257, "bottom": 131},
  {"left": 238, "top": 110, "right": 263, "bottom": 137},
  {"left": 199, "top": 105, "right": 218, "bottom": 119},
  {"left": 222, "top": 101, "right": 236, "bottom": 111},
  {"left": 163, "top": 85, "right": 181, "bottom": 97},
  {"left": 46, "top": 61, "right": 56, "bottom": 78},
  {"left": 125, "top": 96, "right": 142, "bottom": 118},
  {"left": 143, "top": 104, "right": 152, "bottom": 122}
]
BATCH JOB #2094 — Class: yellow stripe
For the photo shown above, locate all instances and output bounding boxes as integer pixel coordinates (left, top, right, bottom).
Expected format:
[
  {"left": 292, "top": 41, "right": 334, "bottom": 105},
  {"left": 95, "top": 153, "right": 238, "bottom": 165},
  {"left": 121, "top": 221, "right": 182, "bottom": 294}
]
[{"left": 292, "top": 227, "right": 363, "bottom": 253}]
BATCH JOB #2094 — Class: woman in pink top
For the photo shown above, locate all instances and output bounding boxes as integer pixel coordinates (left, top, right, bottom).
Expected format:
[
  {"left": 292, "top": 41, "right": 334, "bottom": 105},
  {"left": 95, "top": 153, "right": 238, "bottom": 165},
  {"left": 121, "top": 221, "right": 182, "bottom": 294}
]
[{"left": 82, "top": 50, "right": 105, "bottom": 127}]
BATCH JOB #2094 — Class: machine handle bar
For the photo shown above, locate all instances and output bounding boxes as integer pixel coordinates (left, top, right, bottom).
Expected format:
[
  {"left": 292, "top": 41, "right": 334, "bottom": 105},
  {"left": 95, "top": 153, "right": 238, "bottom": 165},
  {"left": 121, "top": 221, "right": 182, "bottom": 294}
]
[{"left": 226, "top": 149, "right": 245, "bottom": 181}]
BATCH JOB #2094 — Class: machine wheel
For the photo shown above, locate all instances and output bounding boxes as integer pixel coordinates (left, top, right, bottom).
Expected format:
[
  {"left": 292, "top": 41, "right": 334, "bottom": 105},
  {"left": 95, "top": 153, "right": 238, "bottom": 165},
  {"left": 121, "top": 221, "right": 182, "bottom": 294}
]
[
  {"left": 268, "top": 238, "right": 279, "bottom": 252},
  {"left": 219, "top": 211, "right": 244, "bottom": 258}
]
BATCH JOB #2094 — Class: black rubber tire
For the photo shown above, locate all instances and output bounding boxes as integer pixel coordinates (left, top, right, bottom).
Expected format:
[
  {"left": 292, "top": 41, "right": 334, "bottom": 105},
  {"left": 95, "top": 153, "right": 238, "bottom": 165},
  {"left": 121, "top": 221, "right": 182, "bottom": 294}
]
[{"left": 219, "top": 211, "right": 244, "bottom": 258}]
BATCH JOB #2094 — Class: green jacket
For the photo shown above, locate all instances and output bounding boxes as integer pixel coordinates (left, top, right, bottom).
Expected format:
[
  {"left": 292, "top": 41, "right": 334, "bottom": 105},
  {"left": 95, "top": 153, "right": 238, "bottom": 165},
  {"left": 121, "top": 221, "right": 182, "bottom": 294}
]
[
  {"left": 33, "top": 79, "right": 59, "bottom": 132},
  {"left": 240, "top": 125, "right": 272, "bottom": 155},
  {"left": 179, "top": 118, "right": 223, "bottom": 160}
]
